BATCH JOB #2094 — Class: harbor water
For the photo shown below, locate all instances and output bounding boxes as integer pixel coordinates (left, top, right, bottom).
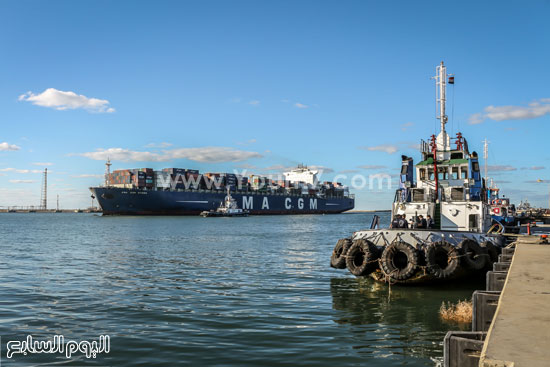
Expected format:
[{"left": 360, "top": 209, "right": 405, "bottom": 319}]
[{"left": 0, "top": 213, "right": 481, "bottom": 366}]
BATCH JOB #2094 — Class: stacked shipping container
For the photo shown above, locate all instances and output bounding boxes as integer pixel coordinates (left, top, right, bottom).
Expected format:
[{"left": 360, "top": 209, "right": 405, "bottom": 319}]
[{"left": 106, "top": 168, "right": 349, "bottom": 198}]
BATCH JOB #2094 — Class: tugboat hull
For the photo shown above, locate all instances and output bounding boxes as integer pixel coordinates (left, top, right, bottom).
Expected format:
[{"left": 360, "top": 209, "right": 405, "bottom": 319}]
[
  {"left": 331, "top": 229, "right": 504, "bottom": 284},
  {"left": 200, "top": 211, "right": 249, "bottom": 217}
]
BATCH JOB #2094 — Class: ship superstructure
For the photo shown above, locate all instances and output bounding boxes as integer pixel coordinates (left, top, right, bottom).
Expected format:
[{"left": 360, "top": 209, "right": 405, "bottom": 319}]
[{"left": 393, "top": 62, "right": 490, "bottom": 232}]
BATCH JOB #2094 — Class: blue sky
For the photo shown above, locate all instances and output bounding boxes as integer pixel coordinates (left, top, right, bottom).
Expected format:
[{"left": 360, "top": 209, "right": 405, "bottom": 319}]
[{"left": 1, "top": 0, "right": 550, "bottom": 209}]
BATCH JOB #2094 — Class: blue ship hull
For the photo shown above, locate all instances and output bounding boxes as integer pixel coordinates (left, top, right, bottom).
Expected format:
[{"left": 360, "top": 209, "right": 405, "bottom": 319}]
[{"left": 90, "top": 187, "right": 355, "bottom": 215}]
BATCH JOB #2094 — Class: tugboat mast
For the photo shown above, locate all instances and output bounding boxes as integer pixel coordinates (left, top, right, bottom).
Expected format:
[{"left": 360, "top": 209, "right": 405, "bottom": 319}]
[
  {"left": 434, "top": 61, "right": 450, "bottom": 152},
  {"left": 483, "top": 138, "right": 489, "bottom": 181}
]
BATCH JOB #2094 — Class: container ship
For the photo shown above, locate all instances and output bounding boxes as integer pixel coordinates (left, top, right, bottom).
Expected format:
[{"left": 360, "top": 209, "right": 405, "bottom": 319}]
[{"left": 90, "top": 163, "right": 354, "bottom": 215}]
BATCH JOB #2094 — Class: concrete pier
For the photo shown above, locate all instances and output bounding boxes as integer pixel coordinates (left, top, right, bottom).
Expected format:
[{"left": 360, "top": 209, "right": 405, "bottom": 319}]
[{"left": 479, "top": 238, "right": 550, "bottom": 367}]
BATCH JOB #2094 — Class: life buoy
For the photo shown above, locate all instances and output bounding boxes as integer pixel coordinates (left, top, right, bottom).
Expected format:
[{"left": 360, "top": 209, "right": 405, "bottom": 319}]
[
  {"left": 493, "top": 207, "right": 501, "bottom": 215},
  {"left": 330, "top": 238, "right": 352, "bottom": 269},
  {"left": 379, "top": 241, "right": 418, "bottom": 281},
  {"left": 345, "top": 239, "right": 380, "bottom": 276},
  {"left": 424, "top": 241, "right": 460, "bottom": 279},
  {"left": 457, "top": 239, "right": 487, "bottom": 270}
]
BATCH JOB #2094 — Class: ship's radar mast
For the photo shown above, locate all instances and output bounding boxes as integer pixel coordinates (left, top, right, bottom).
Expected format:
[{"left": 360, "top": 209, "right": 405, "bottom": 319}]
[
  {"left": 433, "top": 61, "right": 452, "bottom": 151},
  {"left": 483, "top": 138, "right": 490, "bottom": 181}
]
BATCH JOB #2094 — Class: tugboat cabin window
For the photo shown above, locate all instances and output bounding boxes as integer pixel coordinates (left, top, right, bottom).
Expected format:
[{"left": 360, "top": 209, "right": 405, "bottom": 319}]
[
  {"left": 461, "top": 167, "right": 468, "bottom": 179},
  {"left": 438, "top": 167, "right": 448, "bottom": 180},
  {"left": 419, "top": 168, "right": 426, "bottom": 180},
  {"left": 412, "top": 188, "right": 425, "bottom": 202},
  {"left": 472, "top": 162, "right": 480, "bottom": 172},
  {"left": 450, "top": 187, "right": 464, "bottom": 201},
  {"left": 450, "top": 152, "right": 463, "bottom": 159},
  {"left": 469, "top": 214, "right": 479, "bottom": 229},
  {"left": 428, "top": 169, "right": 434, "bottom": 180},
  {"left": 451, "top": 167, "right": 459, "bottom": 180}
]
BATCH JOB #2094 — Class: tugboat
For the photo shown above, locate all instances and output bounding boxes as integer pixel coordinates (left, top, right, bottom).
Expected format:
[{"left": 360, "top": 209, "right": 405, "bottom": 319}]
[
  {"left": 200, "top": 188, "right": 250, "bottom": 217},
  {"left": 488, "top": 181, "right": 517, "bottom": 226},
  {"left": 330, "top": 62, "right": 505, "bottom": 284}
]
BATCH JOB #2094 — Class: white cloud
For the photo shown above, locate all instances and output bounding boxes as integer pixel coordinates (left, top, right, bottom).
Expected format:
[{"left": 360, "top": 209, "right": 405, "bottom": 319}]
[
  {"left": 339, "top": 169, "right": 360, "bottom": 174},
  {"left": 261, "top": 164, "right": 294, "bottom": 172},
  {"left": 18, "top": 88, "right": 115, "bottom": 113},
  {"left": 77, "top": 146, "right": 263, "bottom": 163},
  {"left": 9, "top": 179, "right": 35, "bottom": 183},
  {"left": 309, "top": 165, "right": 334, "bottom": 174},
  {"left": 249, "top": 100, "right": 260, "bottom": 106},
  {"left": 362, "top": 144, "right": 399, "bottom": 154},
  {"left": 520, "top": 166, "right": 545, "bottom": 171},
  {"left": 469, "top": 98, "right": 550, "bottom": 124},
  {"left": 77, "top": 148, "right": 163, "bottom": 162},
  {"left": 469, "top": 113, "right": 485, "bottom": 125},
  {"left": 32, "top": 162, "right": 53, "bottom": 166},
  {"left": 0, "top": 142, "right": 21, "bottom": 151},
  {"left": 488, "top": 165, "right": 517, "bottom": 172},
  {"left": 294, "top": 102, "right": 309, "bottom": 109},
  {"left": 145, "top": 142, "right": 173, "bottom": 148},
  {"left": 235, "top": 163, "right": 258, "bottom": 170},
  {"left": 400, "top": 122, "right": 414, "bottom": 131},
  {"left": 237, "top": 139, "right": 257, "bottom": 146},
  {"left": 0, "top": 168, "right": 43, "bottom": 173},
  {"left": 166, "top": 147, "right": 262, "bottom": 163},
  {"left": 358, "top": 165, "right": 387, "bottom": 170}
]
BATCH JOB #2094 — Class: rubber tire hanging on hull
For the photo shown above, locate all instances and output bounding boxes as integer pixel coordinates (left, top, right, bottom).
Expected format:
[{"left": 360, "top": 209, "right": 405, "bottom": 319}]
[
  {"left": 457, "top": 239, "right": 487, "bottom": 270},
  {"left": 380, "top": 241, "right": 418, "bottom": 281},
  {"left": 481, "top": 241, "right": 500, "bottom": 264},
  {"left": 424, "top": 241, "right": 460, "bottom": 279},
  {"left": 345, "top": 239, "right": 380, "bottom": 276},
  {"left": 330, "top": 239, "right": 352, "bottom": 269}
]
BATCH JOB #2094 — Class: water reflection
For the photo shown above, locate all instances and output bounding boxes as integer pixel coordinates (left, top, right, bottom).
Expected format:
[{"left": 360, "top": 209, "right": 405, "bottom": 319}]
[{"left": 329, "top": 277, "right": 477, "bottom": 363}]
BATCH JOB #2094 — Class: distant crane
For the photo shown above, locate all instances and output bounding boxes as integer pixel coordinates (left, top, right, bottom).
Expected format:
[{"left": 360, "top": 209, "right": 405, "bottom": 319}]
[{"left": 40, "top": 168, "right": 48, "bottom": 210}]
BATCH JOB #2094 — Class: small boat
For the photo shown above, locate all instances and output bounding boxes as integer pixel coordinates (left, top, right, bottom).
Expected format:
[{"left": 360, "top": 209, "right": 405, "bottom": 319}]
[
  {"left": 200, "top": 188, "right": 250, "bottom": 217},
  {"left": 488, "top": 182, "right": 517, "bottom": 226}
]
